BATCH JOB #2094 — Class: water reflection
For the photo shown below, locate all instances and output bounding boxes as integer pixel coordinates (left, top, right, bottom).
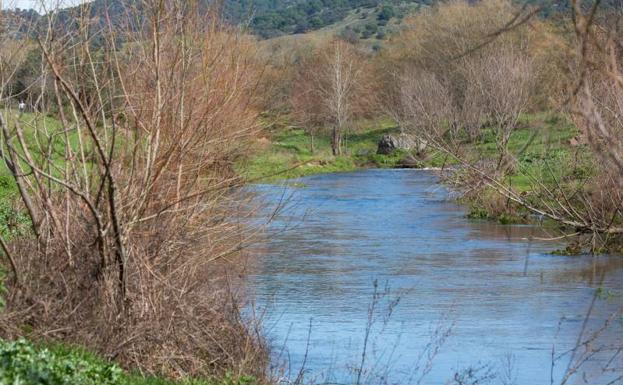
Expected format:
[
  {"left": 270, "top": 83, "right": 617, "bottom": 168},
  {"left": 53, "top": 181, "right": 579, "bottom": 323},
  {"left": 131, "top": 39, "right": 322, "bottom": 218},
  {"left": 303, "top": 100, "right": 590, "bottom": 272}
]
[{"left": 248, "top": 169, "right": 623, "bottom": 385}]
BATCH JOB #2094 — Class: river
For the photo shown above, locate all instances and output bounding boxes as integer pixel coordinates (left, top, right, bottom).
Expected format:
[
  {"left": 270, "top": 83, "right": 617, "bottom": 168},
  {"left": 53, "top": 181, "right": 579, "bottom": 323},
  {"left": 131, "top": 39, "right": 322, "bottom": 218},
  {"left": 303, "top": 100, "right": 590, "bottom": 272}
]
[{"left": 248, "top": 169, "right": 623, "bottom": 385}]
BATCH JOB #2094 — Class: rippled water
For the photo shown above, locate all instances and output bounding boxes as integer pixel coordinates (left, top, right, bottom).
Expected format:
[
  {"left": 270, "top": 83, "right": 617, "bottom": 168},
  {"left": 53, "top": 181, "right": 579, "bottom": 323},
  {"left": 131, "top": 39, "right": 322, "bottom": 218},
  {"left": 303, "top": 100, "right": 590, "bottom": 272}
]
[{"left": 248, "top": 169, "right": 623, "bottom": 385}]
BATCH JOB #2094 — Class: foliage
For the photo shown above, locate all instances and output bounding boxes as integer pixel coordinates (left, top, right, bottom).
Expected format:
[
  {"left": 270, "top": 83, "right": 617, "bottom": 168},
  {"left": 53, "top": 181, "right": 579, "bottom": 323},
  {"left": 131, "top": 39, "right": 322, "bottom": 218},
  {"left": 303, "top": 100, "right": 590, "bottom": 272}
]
[
  {"left": 0, "top": 339, "right": 123, "bottom": 385},
  {"left": 230, "top": 0, "right": 420, "bottom": 38},
  {"left": 0, "top": 339, "right": 257, "bottom": 385},
  {"left": 0, "top": 177, "right": 30, "bottom": 240}
]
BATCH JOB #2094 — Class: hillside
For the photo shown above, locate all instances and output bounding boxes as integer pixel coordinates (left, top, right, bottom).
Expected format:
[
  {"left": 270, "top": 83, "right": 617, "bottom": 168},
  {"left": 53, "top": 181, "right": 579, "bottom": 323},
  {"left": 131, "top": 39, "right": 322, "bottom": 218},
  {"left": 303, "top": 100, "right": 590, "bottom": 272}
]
[
  {"left": 6, "top": 0, "right": 620, "bottom": 40},
  {"left": 226, "top": 0, "right": 422, "bottom": 38}
]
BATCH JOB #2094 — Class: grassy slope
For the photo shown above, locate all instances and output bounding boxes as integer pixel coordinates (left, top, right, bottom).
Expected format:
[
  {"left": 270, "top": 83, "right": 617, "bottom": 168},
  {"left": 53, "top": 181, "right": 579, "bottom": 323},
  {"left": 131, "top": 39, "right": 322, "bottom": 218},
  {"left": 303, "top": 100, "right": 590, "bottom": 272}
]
[{"left": 256, "top": 3, "right": 422, "bottom": 52}]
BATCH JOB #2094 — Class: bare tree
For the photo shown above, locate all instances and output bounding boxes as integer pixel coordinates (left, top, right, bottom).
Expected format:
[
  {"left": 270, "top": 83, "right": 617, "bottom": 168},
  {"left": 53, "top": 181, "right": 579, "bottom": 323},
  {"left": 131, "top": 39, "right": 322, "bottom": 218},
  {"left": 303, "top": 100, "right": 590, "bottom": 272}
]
[
  {"left": 292, "top": 39, "right": 367, "bottom": 156},
  {"left": 324, "top": 40, "right": 360, "bottom": 155},
  {"left": 397, "top": 70, "right": 454, "bottom": 139},
  {"left": 466, "top": 46, "right": 535, "bottom": 172}
]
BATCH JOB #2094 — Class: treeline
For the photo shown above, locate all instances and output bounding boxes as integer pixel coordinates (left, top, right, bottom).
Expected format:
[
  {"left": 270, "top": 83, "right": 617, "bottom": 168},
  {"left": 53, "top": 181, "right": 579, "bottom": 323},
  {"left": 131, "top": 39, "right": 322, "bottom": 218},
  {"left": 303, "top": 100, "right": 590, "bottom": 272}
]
[
  {"left": 4, "top": 0, "right": 621, "bottom": 41},
  {"left": 234, "top": 0, "right": 420, "bottom": 38}
]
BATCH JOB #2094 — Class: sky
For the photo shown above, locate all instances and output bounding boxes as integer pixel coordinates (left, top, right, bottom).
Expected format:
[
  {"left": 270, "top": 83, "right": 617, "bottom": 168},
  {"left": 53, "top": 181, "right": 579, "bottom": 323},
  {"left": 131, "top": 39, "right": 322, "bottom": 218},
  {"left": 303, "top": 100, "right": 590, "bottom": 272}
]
[{"left": 3, "top": 0, "right": 89, "bottom": 11}]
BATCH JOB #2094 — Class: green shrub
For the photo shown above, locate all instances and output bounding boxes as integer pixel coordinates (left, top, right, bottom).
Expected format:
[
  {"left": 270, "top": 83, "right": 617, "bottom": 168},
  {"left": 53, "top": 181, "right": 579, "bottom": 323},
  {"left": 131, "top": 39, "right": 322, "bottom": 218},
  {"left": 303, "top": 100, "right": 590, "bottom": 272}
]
[
  {"left": 0, "top": 339, "right": 257, "bottom": 385},
  {"left": 0, "top": 339, "right": 123, "bottom": 385}
]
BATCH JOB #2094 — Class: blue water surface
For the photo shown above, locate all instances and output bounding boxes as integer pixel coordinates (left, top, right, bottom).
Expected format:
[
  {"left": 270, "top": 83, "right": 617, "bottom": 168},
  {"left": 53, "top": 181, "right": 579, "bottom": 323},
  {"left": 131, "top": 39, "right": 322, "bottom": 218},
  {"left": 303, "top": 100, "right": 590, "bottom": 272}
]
[{"left": 247, "top": 169, "right": 623, "bottom": 385}]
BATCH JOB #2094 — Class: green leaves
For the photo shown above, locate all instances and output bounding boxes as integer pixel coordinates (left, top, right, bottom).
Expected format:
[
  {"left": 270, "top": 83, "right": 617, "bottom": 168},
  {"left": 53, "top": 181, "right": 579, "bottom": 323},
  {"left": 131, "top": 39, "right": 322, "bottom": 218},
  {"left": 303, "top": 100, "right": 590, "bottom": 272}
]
[
  {"left": 0, "top": 339, "right": 258, "bottom": 385},
  {"left": 0, "top": 339, "right": 123, "bottom": 385}
]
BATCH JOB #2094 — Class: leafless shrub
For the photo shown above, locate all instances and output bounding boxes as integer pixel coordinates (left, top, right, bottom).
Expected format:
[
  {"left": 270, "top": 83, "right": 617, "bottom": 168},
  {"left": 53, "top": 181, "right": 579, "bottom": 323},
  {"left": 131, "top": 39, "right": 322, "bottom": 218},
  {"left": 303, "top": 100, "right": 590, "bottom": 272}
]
[
  {"left": 464, "top": 46, "right": 535, "bottom": 170},
  {"left": 388, "top": 0, "right": 540, "bottom": 171},
  {"left": 397, "top": 70, "right": 453, "bottom": 138},
  {"left": 0, "top": 0, "right": 268, "bottom": 379}
]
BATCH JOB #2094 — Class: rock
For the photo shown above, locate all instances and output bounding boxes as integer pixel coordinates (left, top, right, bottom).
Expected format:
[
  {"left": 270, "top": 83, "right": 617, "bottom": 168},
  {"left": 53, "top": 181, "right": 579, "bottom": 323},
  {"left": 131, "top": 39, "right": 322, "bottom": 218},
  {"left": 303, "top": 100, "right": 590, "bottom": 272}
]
[
  {"left": 377, "top": 134, "right": 427, "bottom": 155},
  {"left": 397, "top": 155, "right": 422, "bottom": 169},
  {"left": 377, "top": 135, "right": 397, "bottom": 155}
]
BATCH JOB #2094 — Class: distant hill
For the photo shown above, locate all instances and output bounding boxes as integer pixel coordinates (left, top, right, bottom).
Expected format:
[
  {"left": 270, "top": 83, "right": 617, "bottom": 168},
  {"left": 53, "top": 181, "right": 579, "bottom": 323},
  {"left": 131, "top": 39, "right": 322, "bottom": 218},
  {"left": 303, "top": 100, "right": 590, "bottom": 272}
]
[
  {"left": 3, "top": 0, "right": 621, "bottom": 40},
  {"left": 224, "top": 0, "right": 423, "bottom": 38}
]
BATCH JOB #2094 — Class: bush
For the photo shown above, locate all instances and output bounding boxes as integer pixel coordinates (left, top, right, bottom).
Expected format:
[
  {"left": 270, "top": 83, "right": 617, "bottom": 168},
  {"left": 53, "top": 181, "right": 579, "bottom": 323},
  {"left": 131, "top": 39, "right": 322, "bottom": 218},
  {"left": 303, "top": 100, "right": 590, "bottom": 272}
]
[
  {"left": 0, "top": 339, "right": 258, "bottom": 385},
  {"left": 0, "top": 339, "right": 123, "bottom": 385},
  {"left": 0, "top": 3, "right": 267, "bottom": 380}
]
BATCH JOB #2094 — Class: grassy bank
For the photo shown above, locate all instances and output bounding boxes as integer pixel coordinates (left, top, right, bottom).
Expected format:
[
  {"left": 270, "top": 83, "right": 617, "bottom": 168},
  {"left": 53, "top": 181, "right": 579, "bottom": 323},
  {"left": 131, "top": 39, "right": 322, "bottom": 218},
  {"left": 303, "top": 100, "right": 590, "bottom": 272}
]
[
  {"left": 461, "top": 113, "right": 587, "bottom": 224},
  {"left": 241, "top": 113, "right": 585, "bottom": 226},
  {"left": 238, "top": 118, "right": 449, "bottom": 182}
]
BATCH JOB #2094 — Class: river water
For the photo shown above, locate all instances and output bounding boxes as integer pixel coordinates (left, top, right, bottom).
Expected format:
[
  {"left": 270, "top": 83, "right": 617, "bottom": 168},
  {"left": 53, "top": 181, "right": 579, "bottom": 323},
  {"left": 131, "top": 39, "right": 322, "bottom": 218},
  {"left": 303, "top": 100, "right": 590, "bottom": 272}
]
[{"left": 248, "top": 169, "right": 623, "bottom": 385}]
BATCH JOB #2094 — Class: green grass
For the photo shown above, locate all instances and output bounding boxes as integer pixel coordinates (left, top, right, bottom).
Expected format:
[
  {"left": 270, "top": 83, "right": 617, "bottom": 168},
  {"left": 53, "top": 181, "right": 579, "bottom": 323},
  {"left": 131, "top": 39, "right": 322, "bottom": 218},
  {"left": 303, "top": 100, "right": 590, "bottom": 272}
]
[
  {"left": 492, "top": 113, "right": 586, "bottom": 193},
  {"left": 243, "top": 112, "right": 591, "bottom": 230},
  {"left": 0, "top": 110, "right": 78, "bottom": 239},
  {"left": 0, "top": 339, "right": 257, "bottom": 385},
  {"left": 239, "top": 118, "right": 441, "bottom": 182},
  {"left": 461, "top": 113, "right": 592, "bottom": 224}
]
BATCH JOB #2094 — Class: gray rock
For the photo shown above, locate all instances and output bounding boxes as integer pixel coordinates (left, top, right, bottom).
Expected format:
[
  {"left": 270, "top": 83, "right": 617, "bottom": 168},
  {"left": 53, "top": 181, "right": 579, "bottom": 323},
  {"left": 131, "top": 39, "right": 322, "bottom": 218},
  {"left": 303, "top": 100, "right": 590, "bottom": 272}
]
[
  {"left": 377, "top": 134, "right": 427, "bottom": 155},
  {"left": 377, "top": 135, "right": 398, "bottom": 155}
]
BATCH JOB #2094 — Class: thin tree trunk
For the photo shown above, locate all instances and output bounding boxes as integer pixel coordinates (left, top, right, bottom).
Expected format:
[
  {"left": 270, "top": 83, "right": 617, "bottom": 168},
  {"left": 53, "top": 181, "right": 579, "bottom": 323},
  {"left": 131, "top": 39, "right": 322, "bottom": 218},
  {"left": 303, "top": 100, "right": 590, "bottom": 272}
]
[{"left": 0, "top": 113, "right": 41, "bottom": 238}]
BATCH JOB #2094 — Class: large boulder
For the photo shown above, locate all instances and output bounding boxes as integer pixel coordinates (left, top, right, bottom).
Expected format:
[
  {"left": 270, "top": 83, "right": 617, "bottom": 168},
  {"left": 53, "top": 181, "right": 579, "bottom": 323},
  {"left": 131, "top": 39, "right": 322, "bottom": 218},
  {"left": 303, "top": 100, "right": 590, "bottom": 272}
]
[{"left": 377, "top": 134, "right": 427, "bottom": 155}]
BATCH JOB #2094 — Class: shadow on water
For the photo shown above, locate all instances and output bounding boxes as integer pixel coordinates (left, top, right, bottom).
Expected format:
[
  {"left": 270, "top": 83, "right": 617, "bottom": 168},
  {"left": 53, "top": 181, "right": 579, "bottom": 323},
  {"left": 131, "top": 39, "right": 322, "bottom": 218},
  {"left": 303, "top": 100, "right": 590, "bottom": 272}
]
[{"left": 247, "top": 169, "right": 623, "bottom": 385}]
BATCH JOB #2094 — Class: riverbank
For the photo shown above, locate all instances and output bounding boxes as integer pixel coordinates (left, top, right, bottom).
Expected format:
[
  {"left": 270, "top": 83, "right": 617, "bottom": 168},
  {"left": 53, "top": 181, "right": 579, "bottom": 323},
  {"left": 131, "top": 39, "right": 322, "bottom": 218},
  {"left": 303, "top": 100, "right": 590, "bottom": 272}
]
[
  {"left": 241, "top": 113, "right": 584, "bottom": 226},
  {"left": 238, "top": 117, "right": 450, "bottom": 182}
]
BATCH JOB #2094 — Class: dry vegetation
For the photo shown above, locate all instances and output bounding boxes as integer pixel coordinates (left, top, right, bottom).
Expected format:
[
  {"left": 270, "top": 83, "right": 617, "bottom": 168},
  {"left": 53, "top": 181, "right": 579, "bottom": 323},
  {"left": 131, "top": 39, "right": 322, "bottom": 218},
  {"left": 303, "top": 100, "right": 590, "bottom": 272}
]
[
  {"left": 290, "top": 39, "right": 377, "bottom": 155},
  {"left": 0, "top": 0, "right": 267, "bottom": 380}
]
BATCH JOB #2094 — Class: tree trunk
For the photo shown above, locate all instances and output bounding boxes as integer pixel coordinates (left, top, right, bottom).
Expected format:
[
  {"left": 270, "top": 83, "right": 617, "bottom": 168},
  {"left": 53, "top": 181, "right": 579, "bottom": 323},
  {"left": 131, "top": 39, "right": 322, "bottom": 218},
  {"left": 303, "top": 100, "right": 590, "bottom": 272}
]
[{"left": 331, "top": 126, "right": 342, "bottom": 156}]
